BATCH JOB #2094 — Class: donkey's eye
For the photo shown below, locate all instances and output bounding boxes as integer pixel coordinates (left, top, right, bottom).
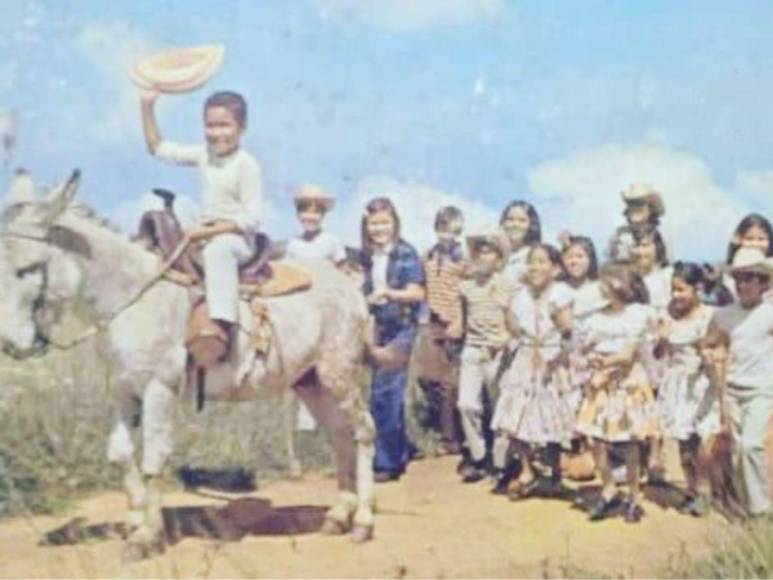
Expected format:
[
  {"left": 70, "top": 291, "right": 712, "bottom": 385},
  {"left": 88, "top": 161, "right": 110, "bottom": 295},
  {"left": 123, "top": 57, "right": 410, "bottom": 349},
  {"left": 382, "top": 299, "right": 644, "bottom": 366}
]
[{"left": 15, "top": 263, "right": 41, "bottom": 279}]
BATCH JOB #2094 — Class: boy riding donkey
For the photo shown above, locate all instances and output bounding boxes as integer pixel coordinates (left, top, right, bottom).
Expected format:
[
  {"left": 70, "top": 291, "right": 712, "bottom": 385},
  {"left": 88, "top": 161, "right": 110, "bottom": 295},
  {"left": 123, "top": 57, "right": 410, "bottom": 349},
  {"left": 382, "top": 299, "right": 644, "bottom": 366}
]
[{"left": 140, "top": 87, "right": 262, "bottom": 359}]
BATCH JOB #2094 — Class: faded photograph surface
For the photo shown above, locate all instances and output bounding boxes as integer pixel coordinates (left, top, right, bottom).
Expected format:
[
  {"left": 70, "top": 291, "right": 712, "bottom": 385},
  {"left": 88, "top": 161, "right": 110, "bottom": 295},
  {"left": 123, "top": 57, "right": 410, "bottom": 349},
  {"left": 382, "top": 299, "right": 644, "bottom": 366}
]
[{"left": 2, "top": 1, "right": 773, "bottom": 578}]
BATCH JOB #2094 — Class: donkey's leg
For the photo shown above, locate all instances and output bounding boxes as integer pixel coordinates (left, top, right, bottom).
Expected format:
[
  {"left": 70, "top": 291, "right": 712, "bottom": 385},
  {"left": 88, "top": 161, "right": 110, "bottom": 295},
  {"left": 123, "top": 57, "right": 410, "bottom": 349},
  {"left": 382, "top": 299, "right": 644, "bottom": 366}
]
[
  {"left": 295, "top": 379, "right": 359, "bottom": 535},
  {"left": 126, "top": 378, "right": 176, "bottom": 555},
  {"left": 106, "top": 393, "right": 146, "bottom": 533},
  {"left": 299, "top": 372, "right": 376, "bottom": 542},
  {"left": 283, "top": 389, "right": 303, "bottom": 479}
]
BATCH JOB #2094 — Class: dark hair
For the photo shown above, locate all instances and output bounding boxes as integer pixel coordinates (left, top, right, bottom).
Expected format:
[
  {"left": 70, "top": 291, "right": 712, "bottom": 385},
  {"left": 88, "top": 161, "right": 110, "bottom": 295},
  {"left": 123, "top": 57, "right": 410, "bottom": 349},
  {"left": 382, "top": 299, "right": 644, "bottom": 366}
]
[
  {"left": 672, "top": 261, "right": 705, "bottom": 289},
  {"left": 499, "top": 200, "right": 542, "bottom": 244},
  {"left": 204, "top": 91, "right": 248, "bottom": 128},
  {"left": 295, "top": 198, "right": 329, "bottom": 214},
  {"left": 599, "top": 263, "right": 649, "bottom": 305},
  {"left": 632, "top": 224, "right": 669, "bottom": 267},
  {"left": 434, "top": 206, "right": 464, "bottom": 231},
  {"left": 561, "top": 235, "right": 599, "bottom": 281},
  {"left": 623, "top": 200, "right": 662, "bottom": 227},
  {"left": 529, "top": 243, "right": 565, "bottom": 279},
  {"left": 360, "top": 197, "right": 401, "bottom": 253},
  {"left": 726, "top": 213, "right": 773, "bottom": 265}
]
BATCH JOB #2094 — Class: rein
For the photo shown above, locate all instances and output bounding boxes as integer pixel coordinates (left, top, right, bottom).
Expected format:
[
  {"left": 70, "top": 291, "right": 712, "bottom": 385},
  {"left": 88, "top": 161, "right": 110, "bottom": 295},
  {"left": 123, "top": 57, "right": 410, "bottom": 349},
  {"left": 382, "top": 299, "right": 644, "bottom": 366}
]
[{"left": 1, "top": 230, "right": 192, "bottom": 351}]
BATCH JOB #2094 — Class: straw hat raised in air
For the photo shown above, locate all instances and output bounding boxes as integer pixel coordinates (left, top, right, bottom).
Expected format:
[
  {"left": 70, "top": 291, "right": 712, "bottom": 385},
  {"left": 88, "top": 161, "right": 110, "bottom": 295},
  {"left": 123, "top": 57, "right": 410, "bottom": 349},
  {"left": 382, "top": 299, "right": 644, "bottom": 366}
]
[
  {"left": 466, "top": 226, "right": 510, "bottom": 261},
  {"left": 293, "top": 184, "right": 335, "bottom": 210},
  {"left": 728, "top": 247, "right": 773, "bottom": 278},
  {"left": 620, "top": 183, "right": 665, "bottom": 218},
  {"left": 130, "top": 45, "right": 225, "bottom": 94}
]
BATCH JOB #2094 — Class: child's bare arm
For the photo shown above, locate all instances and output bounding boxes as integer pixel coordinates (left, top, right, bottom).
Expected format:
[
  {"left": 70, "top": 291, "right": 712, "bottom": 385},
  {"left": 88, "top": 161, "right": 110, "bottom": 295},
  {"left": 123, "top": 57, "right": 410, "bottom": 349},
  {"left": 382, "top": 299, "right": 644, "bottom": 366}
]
[{"left": 140, "top": 91, "right": 162, "bottom": 154}]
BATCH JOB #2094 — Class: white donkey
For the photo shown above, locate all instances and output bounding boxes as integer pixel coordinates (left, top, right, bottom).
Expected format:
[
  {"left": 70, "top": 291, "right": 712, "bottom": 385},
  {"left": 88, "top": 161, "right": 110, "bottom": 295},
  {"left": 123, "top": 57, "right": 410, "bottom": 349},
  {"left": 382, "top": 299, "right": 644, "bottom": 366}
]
[{"left": 0, "top": 170, "right": 376, "bottom": 556}]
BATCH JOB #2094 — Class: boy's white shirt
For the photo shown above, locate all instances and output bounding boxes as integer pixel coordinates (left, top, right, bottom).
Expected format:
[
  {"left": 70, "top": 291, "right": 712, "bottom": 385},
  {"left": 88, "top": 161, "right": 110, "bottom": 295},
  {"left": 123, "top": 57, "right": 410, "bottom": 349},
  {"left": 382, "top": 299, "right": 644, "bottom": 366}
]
[
  {"left": 715, "top": 301, "right": 773, "bottom": 390},
  {"left": 154, "top": 141, "right": 263, "bottom": 235},
  {"left": 286, "top": 231, "right": 345, "bottom": 263}
]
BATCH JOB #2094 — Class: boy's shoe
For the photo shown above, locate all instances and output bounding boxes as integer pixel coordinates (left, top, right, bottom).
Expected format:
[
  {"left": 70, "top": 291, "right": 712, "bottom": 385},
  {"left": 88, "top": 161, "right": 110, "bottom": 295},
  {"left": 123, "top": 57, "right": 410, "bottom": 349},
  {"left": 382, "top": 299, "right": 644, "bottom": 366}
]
[
  {"left": 589, "top": 495, "right": 620, "bottom": 521},
  {"left": 507, "top": 477, "right": 540, "bottom": 501},
  {"left": 677, "top": 495, "right": 708, "bottom": 518},
  {"left": 459, "top": 460, "right": 488, "bottom": 483},
  {"left": 623, "top": 499, "right": 645, "bottom": 523}
]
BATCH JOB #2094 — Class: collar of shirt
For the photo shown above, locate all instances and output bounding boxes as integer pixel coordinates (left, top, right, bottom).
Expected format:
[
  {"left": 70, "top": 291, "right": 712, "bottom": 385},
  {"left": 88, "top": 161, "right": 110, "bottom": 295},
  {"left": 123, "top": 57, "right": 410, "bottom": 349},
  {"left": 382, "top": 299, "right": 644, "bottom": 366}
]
[
  {"left": 206, "top": 146, "right": 241, "bottom": 167},
  {"left": 373, "top": 242, "right": 395, "bottom": 256}
]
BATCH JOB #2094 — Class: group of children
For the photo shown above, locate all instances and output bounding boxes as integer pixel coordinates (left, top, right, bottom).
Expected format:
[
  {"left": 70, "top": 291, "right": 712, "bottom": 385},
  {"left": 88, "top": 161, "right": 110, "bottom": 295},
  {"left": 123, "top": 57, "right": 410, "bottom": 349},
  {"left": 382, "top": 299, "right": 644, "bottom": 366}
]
[
  {"left": 414, "top": 189, "right": 773, "bottom": 524},
  {"left": 140, "top": 88, "right": 773, "bottom": 524}
]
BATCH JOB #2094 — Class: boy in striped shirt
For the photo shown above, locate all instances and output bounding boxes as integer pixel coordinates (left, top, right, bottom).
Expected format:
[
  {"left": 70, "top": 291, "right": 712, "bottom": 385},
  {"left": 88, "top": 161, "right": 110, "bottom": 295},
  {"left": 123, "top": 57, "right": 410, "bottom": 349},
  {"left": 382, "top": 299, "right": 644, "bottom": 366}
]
[{"left": 450, "top": 228, "right": 514, "bottom": 482}]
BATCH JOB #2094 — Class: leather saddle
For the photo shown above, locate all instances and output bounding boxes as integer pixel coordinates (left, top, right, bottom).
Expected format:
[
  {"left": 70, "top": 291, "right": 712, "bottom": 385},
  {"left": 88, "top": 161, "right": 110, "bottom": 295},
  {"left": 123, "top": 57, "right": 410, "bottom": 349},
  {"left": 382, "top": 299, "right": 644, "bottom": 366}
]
[{"left": 135, "top": 189, "right": 311, "bottom": 404}]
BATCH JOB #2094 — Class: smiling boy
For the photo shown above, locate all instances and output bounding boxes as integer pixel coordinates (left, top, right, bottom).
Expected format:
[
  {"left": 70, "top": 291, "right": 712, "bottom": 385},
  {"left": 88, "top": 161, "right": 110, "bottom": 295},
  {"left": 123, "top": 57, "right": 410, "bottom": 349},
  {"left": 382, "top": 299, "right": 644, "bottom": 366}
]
[
  {"left": 714, "top": 247, "right": 773, "bottom": 516},
  {"left": 140, "top": 89, "right": 263, "bottom": 350}
]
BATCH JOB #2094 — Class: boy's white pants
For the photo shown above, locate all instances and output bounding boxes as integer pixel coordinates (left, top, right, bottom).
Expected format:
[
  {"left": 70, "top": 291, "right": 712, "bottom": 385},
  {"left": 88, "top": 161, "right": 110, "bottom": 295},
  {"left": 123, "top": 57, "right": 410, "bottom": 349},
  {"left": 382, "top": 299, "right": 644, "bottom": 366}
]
[
  {"left": 458, "top": 345, "right": 509, "bottom": 467},
  {"left": 727, "top": 385, "right": 773, "bottom": 516},
  {"left": 202, "top": 233, "right": 254, "bottom": 323}
]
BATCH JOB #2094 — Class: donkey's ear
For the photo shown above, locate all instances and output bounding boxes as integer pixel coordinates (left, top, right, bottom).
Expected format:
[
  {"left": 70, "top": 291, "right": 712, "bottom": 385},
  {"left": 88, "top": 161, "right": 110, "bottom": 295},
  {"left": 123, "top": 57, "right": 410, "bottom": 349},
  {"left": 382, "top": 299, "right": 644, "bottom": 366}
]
[
  {"left": 40, "top": 169, "right": 81, "bottom": 224},
  {"left": 46, "top": 224, "right": 92, "bottom": 258},
  {"left": 5, "top": 168, "right": 37, "bottom": 203}
]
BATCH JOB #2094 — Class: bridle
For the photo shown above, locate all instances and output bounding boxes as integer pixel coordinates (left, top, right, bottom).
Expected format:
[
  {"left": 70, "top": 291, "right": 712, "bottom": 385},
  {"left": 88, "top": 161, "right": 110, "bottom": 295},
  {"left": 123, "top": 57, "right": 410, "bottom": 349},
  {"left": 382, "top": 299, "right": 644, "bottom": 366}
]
[{"left": 0, "top": 228, "right": 192, "bottom": 358}]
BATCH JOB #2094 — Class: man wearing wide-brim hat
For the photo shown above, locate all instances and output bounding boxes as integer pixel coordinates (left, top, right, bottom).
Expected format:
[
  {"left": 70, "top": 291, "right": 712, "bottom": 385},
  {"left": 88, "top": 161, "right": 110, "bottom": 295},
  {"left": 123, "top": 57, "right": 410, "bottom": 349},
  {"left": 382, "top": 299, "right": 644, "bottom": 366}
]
[
  {"left": 608, "top": 182, "right": 667, "bottom": 264},
  {"left": 714, "top": 246, "right": 773, "bottom": 517}
]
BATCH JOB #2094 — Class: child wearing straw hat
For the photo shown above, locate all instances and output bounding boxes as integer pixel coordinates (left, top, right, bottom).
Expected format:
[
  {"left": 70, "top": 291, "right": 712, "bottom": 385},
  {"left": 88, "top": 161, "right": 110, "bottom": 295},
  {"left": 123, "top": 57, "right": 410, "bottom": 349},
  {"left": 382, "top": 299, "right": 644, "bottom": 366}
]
[
  {"left": 286, "top": 184, "right": 345, "bottom": 265},
  {"left": 451, "top": 227, "right": 513, "bottom": 483},
  {"left": 608, "top": 183, "right": 666, "bottom": 265},
  {"left": 714, "top": 247, "right": 773, "bottom": 517},
  {"left": 286, "top": 184, "right": 345, "bottom": 433}
]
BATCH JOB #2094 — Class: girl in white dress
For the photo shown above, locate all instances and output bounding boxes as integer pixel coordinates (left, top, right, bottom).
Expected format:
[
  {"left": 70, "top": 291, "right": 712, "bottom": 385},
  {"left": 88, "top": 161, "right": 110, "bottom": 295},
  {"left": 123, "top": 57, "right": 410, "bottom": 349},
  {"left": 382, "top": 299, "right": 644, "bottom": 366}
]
[
  {"left": 499, "top": 200, "right": 542, "bottom": 291},
  {"left": 630, "top": 225, "right": 673, "bottom": 482},
  {"left": 493, "top": 244, "right": 575, "bottom": 499},
  {"left": 654, "top": 262, "right": 719, "bottom": 516},
  {"left": 559, "top": 236, "right": 607, "bottom": 481},
  {"left": 576, "top": 264, "right": 657, "bottom": 523}
]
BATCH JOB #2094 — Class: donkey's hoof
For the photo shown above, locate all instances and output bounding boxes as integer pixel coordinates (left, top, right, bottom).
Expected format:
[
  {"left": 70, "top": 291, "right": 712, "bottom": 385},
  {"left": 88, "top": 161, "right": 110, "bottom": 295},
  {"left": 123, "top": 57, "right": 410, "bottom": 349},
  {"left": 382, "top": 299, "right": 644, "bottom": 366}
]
[
  {"left": 351, "top": 524, "right": 374, "bottom": 543},
  {"left": 320, "top": 517, "right": 349, "bottom": 535},
  {"left": 124, "top": 528, "right": 165, "bottom": 561}
]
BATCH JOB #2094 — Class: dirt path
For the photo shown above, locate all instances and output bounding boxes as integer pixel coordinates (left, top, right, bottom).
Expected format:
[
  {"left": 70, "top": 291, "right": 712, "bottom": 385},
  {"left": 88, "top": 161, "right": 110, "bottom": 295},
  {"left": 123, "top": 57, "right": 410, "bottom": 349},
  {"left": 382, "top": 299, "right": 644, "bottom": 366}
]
[{"left": 0, "top": 455, "right": 716, "bottom": 578}]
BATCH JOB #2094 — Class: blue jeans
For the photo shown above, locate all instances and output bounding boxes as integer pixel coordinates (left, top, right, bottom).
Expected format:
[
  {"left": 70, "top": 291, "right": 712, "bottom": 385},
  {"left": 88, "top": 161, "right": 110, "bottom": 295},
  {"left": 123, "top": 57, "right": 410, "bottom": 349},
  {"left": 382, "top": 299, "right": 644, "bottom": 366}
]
[{"left": 371, "top": 365, "right": 409, "bottom": 474}]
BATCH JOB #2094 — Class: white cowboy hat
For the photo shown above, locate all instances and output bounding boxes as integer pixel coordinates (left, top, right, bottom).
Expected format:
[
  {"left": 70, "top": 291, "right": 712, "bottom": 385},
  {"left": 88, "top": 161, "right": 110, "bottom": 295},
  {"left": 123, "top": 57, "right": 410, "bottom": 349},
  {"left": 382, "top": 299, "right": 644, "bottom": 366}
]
[
  {"left": 130, "top": 45, "right": 225, "bottom": 94},
  {"left": 465, "top": 226, "right": 510, "bottom": 260},
  {"left": 293, "top": 184, "right": 335, "bottom": 210},
  {"left": 620, "top": 183, "right": 665, "bottom": 217},
  {"left": 729, "top": 247, "right": 773, "bottom": 278}
]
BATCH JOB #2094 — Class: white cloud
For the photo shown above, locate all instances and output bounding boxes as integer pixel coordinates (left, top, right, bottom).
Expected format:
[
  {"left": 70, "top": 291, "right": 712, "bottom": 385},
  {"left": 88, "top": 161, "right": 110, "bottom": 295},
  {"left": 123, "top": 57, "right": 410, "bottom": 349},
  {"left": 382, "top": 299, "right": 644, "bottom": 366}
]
[
  {"left": 734, "top": 170, "right": 773, "bottom": 212},
  {"left": 328, "top": 175, "right": 499, "bottom": 253},
  {"left": 318, "top": 0, "right": 505, "bottom": 31},
  {"left": 111, "top": 190, "right": 201, "bottom": 235},
  {"left": 77, "top": 20, "right": 155, "bottom": 143},
  {"left": 527, "top": 142, "right": 750, "bottom": 262}
]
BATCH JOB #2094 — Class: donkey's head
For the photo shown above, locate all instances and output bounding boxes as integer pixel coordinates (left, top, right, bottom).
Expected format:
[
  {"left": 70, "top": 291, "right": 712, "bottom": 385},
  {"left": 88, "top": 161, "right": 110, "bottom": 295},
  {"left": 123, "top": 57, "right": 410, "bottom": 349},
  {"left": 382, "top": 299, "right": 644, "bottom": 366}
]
[{"left": 0, "top": 169, "right": 90, "bottom": 358}]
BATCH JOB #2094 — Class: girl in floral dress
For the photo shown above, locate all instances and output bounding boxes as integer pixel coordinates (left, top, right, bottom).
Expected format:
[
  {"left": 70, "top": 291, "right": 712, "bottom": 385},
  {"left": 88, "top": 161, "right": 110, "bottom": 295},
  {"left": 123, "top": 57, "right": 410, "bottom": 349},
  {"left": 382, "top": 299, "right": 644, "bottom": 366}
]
[
  {"left": 576, "top": 264, "right": 656, "bottom": 523},
  {"left": 493, "top": 243, "right": 575, "bottom": 499},
  {"left": 654, "top": 262, "right": 719, "bottom": 517},
  {"left": 630, "top": 225, "right": 673, "bottom": 482}
]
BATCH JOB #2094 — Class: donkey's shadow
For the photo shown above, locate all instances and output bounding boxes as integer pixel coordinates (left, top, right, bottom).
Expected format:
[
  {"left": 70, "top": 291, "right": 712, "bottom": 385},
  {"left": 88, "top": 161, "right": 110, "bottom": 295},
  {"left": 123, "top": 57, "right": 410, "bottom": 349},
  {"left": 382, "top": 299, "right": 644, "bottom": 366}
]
[{"left": 41, "top": 497, "right": 328, "bottom": 547}]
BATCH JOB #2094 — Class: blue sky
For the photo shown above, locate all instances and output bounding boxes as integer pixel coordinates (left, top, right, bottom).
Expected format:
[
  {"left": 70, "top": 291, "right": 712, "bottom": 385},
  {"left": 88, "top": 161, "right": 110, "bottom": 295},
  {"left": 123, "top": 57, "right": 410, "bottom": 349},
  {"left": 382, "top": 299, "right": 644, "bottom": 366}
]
[{"left": 3, "top": 0, "right": 773, "bottom": 258}]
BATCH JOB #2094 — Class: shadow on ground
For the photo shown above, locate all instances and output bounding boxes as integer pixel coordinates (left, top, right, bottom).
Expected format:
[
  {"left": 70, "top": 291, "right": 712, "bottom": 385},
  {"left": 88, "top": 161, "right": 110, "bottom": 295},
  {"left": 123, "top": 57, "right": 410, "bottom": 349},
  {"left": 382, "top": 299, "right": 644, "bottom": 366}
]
[{"left": 40, "top": 497, "right": 327, "bottom": 547}]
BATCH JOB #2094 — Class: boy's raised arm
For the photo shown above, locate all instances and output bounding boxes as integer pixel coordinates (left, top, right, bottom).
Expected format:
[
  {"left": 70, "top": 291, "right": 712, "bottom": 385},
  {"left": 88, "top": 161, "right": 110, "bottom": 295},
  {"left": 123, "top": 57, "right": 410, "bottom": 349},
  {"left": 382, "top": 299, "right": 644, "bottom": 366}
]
[{"left": 140, "top": 91, "right": 162, "bottom": 154}]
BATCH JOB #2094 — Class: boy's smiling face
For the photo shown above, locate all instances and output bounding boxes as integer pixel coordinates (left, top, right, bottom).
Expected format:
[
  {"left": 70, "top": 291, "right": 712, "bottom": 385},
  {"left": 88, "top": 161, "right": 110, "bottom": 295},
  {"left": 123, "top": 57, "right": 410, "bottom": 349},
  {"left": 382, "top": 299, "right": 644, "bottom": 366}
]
[
  {"left": 296, "top": 201, "right": 326, "bottom": 235},
  {"left": 436, "top": 218, "right": 463, "bottom": 249},
  {"left": 205, "top": 105, "right": 243, "bottom": 156}
]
